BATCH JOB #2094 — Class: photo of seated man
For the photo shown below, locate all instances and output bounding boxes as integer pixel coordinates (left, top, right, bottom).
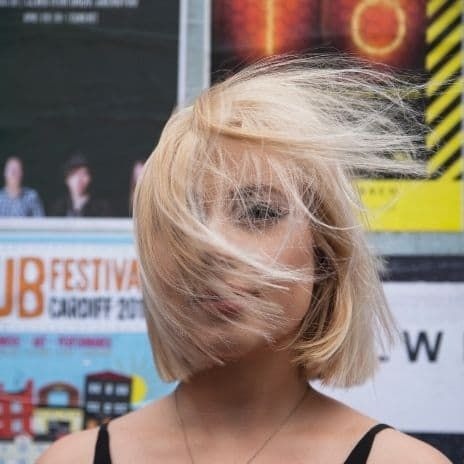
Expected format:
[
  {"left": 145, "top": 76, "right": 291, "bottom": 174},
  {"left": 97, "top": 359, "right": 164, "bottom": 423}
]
[
  {"left": 50, "top": 153, "right": 111, "bottom": 218},
  {"left": 0, "top": 156, "right": 45, "bottom": 217}
]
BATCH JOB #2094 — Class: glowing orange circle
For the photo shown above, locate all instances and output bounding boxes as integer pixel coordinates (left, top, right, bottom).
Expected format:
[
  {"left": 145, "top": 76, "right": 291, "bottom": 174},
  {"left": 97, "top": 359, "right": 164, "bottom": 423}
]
[{"left": 351, "top": 0, "right": 406, "bottom": 56}]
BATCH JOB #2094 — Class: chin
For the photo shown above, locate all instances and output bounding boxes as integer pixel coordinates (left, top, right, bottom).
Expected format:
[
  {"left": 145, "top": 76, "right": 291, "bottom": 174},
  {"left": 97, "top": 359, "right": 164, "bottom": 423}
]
[
  {"left": 204, "top": 329, "right": 265, "bottom": 362},
  {"left": 212, "top": 328, "right": 293, "bottom": 365}
]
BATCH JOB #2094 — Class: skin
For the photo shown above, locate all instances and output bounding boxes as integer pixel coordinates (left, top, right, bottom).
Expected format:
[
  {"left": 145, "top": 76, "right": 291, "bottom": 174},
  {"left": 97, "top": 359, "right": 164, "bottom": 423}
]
[
  {"left": 3, "top": 157, "right": 23, "bottom": 197},
  {"left": 38, "top": 156, "right": 450, "bottom": 464},
  {"left": 66, "top": 166, "right": 91, "bottom": 211},
  {"left": 132, "top": 161, "right": 144, "bottom": 185},
  {"left": 129, "top": 161, "right": 144, "bottom": 209}
]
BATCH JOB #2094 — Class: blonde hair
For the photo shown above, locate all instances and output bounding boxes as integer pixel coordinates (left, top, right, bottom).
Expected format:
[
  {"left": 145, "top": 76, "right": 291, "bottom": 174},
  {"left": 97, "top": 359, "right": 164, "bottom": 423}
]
[{"left": 133, "top": 56, "right": 424, "bottom": 387}]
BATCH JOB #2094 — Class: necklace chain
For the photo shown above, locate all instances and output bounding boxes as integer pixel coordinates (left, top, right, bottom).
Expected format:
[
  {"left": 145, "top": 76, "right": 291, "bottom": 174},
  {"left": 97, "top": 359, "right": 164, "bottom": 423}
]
[{"left": 174, "top": 386, "right": 308, "bottom": 464}]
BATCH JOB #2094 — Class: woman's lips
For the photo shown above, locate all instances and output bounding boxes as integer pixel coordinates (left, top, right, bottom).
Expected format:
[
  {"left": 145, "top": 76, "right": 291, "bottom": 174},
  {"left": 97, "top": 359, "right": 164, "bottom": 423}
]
[
  {"left": 195, "top": 290, "right": 254, "bottom": 317},
  {"left": 191, "top": 287, "right": 261, "bottom": 318},
  {"left": 208, "top": 298, "right": 242, "bottom": 316}
]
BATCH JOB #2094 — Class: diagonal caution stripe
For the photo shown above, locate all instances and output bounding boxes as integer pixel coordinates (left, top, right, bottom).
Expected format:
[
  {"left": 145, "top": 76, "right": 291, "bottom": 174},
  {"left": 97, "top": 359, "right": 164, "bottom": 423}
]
[
  {"left": 427, "top": 0, "right": 454, "bottom": 18},
  {"left": 426, "top": 23, "right": 463, "bottom": 70},
  {"left": 426, "top": 78, "right": 462, "bottom": 123},
  {"left": 429, "top": 41, "right": 461, "bottom": 76},
  {"left": 427, "top": 129, "right": 463, "bottom": 173},
  {"left": 429, "top": 148, "right": 461, "bottom": 178},
  {"left": 438, "top": 156, "right": 463, "bottom": 182},
  {"left": 428, "top": 70, "right": 461, "bottom": 106},
  {"left": 426, "top": 1, "right": 462, "bottom": 43},
  {"left": 426, "top": 14, "right": 461, "bottom": 53},
  {"left": 426, "top": 51, "right": 463, "bottom": 97},
  {"left": 426, "top": 104, "right": 462, "bottom": 148}
]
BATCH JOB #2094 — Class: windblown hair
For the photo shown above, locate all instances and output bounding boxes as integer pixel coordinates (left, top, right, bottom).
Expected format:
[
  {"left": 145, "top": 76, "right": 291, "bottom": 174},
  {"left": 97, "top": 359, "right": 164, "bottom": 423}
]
[{"left": 133, "top": 56, "right": 424, "bottom": 387}]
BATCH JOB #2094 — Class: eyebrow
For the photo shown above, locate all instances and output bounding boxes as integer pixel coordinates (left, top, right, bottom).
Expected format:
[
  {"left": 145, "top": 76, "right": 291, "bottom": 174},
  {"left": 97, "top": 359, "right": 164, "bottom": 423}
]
[{"left": 230, "top": 184, "right": 285, "bottom": 198}]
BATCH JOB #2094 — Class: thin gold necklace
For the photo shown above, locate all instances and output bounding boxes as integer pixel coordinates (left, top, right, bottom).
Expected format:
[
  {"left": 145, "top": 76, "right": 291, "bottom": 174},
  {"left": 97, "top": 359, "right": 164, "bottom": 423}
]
[{"left": 174, "top": 386, "right": 308, "bottom": 464}]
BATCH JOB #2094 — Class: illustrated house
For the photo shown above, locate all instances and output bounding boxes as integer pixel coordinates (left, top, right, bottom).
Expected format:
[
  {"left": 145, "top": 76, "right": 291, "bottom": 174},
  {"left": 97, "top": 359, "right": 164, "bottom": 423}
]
[
  {"left": 33, "top": 382, "right": 83, "bottom": 441},
  {"left": 83, "top": 371, "right": 132, "bottom": 428},
  {"left": 0, "top": 380, "right": 34, "bottom": 439}
]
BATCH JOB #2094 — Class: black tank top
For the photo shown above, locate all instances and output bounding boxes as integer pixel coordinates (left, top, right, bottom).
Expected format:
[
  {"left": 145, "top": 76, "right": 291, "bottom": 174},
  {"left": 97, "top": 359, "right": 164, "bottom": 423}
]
[{"left": 93, "top": 422, "right": 391, "bottom": 463}]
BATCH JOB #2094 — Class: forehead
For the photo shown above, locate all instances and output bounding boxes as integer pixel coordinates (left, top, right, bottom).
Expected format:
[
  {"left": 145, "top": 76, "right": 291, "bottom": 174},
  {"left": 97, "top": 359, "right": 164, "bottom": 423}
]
[
  {"left": 6, "top": 158, "right": 22, "bottom": 170},
  {"left": 69, "top": 166, "right": 90, "bottom": 176},
  {"left": 200, "top": 143, "right": 289, "bottom": 198}
]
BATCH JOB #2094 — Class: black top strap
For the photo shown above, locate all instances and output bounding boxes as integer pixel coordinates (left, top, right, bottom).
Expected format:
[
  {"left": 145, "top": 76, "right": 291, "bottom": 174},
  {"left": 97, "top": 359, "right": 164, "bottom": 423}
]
[
  {"left": 344, "top": 423, "right": 391, "bottom": 464},
  {"left": 93, "top": 422, "right": 112, "bottom": 464},
  {"left": 92, "top": 420, "right": 388, "bottom": 464}
]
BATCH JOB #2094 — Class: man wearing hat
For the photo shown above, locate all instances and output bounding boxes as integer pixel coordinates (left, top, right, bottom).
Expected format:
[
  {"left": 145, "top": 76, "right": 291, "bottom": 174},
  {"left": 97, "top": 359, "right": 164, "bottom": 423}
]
[{"left": 51, "top": 153, "right": 111, "bottom": 217}]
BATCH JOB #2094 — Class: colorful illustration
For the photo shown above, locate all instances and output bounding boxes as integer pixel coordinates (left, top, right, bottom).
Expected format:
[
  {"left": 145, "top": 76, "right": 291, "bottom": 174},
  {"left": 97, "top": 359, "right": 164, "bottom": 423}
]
[
  {"left": 0, "top": 332, "right": 174, "bottom": 461},
  {"left": 0, "top": 371, "right": 132, "bottom": 443},
  {"left": 0, "top": 381, "right": 34, "bottom": 440},
  {"left": 83, "top": 371, "right": 132, "bottom": 429},
  {"left": 34, "top": 381, "right": 84, "bottom": 441}
]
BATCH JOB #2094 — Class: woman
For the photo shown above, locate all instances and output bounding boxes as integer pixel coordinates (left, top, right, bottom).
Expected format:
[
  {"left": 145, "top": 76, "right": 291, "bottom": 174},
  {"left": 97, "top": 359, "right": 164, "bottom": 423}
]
[{"left": 39, "top": 57, "right": 450, "bottom": 463}]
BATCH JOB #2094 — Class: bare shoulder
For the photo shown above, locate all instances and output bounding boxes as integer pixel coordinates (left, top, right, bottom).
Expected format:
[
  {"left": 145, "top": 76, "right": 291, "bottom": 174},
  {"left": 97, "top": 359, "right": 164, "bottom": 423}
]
[
  {"left": 307, "top": 391, "right": 450, "bottom": 464},
  {"left": 37, "top": 395, "right": 173, "bottom": 464},
  {"left": 36, "top": 427, "right": 99, "bottom": 464},
  {"left": 369, "top": 428, "right": 451, "bottom": 464}
]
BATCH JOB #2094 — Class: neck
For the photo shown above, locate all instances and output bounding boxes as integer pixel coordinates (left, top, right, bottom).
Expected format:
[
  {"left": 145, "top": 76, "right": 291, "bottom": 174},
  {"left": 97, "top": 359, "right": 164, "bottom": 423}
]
[
  {"left": 6, "top": 185, "right": 21, "bottom": 197},
  {"left": 70, "top": 192, "right": 88, "bottom": 210},
  {"left": 176, "top": 347, "right": 311, "bottom": 430}
]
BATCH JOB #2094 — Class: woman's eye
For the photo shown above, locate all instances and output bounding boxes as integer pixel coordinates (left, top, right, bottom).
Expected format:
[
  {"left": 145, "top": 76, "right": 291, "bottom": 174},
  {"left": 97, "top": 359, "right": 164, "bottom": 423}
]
[{"left": 236, "top": 203, "right": 287, "bottom": 227}]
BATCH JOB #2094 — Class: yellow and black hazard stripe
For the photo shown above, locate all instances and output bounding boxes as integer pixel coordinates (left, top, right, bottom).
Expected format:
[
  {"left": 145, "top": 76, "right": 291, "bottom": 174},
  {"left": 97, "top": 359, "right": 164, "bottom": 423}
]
[{"left": 425, "top": 0, "right": 463, "bottom": 181}]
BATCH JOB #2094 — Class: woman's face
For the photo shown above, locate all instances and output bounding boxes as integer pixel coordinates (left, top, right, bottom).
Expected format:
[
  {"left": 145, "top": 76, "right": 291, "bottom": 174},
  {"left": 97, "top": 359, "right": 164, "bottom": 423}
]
[
  {"left": 195, "top": 155, "right": 315, "bottom": 358},
  {"left": 66, "top": 166, "right": 91, "bottom": 196}
]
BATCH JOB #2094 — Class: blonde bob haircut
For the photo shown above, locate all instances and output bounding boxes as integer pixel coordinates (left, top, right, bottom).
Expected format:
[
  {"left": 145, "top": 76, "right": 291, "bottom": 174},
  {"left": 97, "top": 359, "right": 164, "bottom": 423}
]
[{"left": 133, "top": 56, "right": 424, "bottom": 388}]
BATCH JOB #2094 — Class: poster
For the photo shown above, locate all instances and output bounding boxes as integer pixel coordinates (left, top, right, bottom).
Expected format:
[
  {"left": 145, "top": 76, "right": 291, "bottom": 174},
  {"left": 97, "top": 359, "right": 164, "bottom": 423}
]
[
  {"left": 211, "top": 0, "right": 463, "bottom": 231},
  {"left": 0, "top": 0, "right": 179, "bottom": 218},
  {"left": 319, "top": 279, "right": 464, "bottom": 462},
  {"left": 0, "top": 226, "right": 176, "bottom": 462}
]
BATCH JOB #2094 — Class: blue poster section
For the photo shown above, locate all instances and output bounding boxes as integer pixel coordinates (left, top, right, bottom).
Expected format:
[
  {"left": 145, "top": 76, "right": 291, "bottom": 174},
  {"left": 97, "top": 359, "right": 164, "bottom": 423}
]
[{"left": 0, "top": 332, "right": 175, "bottom": 442}]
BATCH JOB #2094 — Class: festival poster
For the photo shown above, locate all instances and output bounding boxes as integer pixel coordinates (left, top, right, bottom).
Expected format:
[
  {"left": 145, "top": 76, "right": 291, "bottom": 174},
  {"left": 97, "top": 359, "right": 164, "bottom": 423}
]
[
  {"left": 211, "top": 0, "right": 463, "bottom": 231},
  {"left": 0, "top": 0, "right": 179, "bottom": 219},
  {"left": 0, "top": 226, "right": 176, "bottom": 462}
]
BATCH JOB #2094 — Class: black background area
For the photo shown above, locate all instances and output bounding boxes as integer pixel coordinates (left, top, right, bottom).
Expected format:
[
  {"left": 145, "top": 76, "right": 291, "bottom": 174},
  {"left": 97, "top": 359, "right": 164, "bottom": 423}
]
[
  {"left": 408, "top": 432, "right": 463, "bottom": 464},
  {"left": 0, "top": 2, "right": 178, "bottom": 217}
]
